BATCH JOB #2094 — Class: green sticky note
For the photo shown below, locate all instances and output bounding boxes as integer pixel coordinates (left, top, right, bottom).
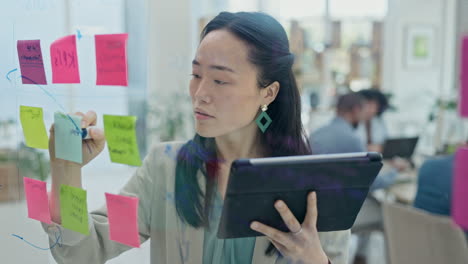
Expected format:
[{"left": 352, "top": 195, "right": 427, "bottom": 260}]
[
  {"left": 19, "top": 106, "right": 49, "bottom": 149},
  {"left": 60, "top": 184, "right": 89, "bottom": 235},
  {"left": 54, "top": 112, "right": 82, "bottom": 163},
  {"left": 103, "top": 114, "right": 141, "bottom": 166}
]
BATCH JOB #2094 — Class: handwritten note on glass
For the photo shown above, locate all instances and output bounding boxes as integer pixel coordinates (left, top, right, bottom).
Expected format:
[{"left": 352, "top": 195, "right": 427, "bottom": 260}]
[
  {"left": 50, "top": 35, "right": 80, "bottom": 83},
  {"left": 19, "top": 105, "right": 49, "bottom": 149},
  {"left": 23, "top": 177, "right": 52, "bottom": 224},
  {"left": 17, "top": 40, "right": 47, "bottom": 84},
  {"left": 105, "top": 193, "right": 140, "bottom": 247},
  {"left": 103, "top": 114, "right": 141, "bottom": 166},
  {"left": 95, "top": 33, "right": 128, "bottom": 86},
  {"left": 60, "top": 184, "right": 89, "bottom": 235},
  {"left": 54, "top": 112, "right": 82, "bottom": 163}
]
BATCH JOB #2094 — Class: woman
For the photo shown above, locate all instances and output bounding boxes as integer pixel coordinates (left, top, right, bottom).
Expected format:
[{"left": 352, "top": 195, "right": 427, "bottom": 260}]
[
  {"left": 44, "top": 12, "right": 349, "bottom": 264},
  {"left": 356, "top": 88, "right": 390, "bottom": 153}
]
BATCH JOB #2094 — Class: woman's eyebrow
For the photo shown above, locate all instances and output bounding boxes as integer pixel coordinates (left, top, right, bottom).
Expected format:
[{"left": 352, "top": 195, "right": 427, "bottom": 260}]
[{"left": 192, "top": 59, "right": 236, "bottom": 73}]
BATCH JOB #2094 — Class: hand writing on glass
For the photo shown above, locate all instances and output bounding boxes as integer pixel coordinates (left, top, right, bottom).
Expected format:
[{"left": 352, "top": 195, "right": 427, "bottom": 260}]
[{"left": 49, "top": 110, "right": 106, "bottom": 167}]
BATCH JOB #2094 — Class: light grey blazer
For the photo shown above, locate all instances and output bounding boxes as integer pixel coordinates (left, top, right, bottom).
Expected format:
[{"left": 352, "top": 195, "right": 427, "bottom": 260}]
[{"left": 43, "top": 141, "right": 349, "bottom": 264}]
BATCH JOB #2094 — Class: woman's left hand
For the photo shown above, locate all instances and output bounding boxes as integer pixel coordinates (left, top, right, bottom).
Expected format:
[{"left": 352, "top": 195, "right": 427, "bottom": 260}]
[{"left": 250, "top": 192, "right": 329, "bottom": 264}]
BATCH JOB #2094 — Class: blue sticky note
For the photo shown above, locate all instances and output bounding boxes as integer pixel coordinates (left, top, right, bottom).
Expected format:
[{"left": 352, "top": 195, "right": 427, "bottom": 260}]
[{"left": 54, "top": 112, "right": 82, "bottom": 163}]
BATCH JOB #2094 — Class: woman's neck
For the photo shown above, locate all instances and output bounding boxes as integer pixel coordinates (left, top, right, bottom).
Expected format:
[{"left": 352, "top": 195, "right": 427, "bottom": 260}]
[
  {"left": 212, "top": 122, "right": 269, "bottom": 199},
  {"left": 214, "top": 122, "right": 266, "bottom": 165}
]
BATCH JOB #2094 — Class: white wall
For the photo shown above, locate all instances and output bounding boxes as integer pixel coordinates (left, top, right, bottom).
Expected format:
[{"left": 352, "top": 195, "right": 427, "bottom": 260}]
[
  {"left": 382, "top": 0, "right": 456, "bottom": 119},
  {"left": 381, "top": 0, "right": 461, "bottom": 154},
  {"left": 146, "top": 0, "right": 194, "bottom": 146}
]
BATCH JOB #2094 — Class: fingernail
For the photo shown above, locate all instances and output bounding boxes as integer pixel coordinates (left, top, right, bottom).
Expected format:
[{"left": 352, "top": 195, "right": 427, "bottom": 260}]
[
  {"left": 312, "top": 192, "right": 316, "bottom": 199},
  {"left": 251, "top": 222, "right": 258, "bottom": 229},
  {"left": 275, "top": 201, "right": 284, "bottom": 208}
]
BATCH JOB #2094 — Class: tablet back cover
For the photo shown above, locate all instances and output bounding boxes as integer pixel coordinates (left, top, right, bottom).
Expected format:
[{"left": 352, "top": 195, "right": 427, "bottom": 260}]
[{"left": 217, "top": 156, "right": 382, "bottom": 239}]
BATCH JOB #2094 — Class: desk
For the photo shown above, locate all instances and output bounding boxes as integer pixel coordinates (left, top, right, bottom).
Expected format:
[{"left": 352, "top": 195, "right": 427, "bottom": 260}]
[
  {"left": 388, "top": 182, "right": 417, "bottom": 204},
  {"left": 386, "top": 169, "right": 418, "bottom": 204}
]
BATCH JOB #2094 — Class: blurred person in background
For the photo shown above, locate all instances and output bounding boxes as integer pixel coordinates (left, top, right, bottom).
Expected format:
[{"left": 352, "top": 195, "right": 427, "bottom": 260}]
[
  {"left": 310, "top": 92, "right": 366, "bottom": 154},
  {"left": 310, "top": 91, "right": 410, "bottom": 264},
  {"left": 357, "top": 88, "right": 389, "bottom": 153},
  {"left": 310, "top": 92, "right": 406, "bottom": 191},
  {"left": 414, "top": 140, "right": 468, "bottom": 242}
]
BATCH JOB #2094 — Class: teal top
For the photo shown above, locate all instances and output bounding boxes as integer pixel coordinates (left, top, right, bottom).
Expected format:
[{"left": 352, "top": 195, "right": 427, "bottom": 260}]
[{"left": 202, "top": 189, "right": 256, "bottom": 264}]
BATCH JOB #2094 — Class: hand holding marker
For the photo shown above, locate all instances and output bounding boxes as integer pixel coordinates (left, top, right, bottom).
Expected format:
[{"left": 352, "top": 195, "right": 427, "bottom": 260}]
[
  {"left": 49, "top": 111, "right": 106, "bottom": 224},
  {"left": 81, "top": 126, "right": 96, "bottom": 140}
]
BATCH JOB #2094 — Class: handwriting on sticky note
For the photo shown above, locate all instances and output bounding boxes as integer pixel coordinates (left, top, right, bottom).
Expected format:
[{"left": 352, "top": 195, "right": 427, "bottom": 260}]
[
  {"left": 54, "top": 112, "right": 82, "bottom": 163},
  {"left": 23, "top": 177, "right": 52, "bottom": 224},
  {"left": 17, "top": 40, "right": 47, "bottom": 84},
  {"left": 60, "top": 184, "right": 89, "bottom": 235},
  {"left": 19, "top": 105, "right": 49, "bottom": 149},
  {"left": 103, "top": 115, "right": 141, "bottom": 166},
  {"left": 105, "top": 193, "right": 140, "bottom": 247},
  {"left": 95, "top": 34, "right": 128, "bottom": 86},
  {"left": 50, "top": 35, "right": 80, "bottom": 83}
]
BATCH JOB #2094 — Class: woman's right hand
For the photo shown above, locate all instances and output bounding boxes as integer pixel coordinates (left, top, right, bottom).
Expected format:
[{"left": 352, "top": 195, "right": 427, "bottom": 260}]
[
  {"left": 49, "top": 110, "right": 106, "bottom": 168},
  {"left": 48, "top": 111, "right": 106, "bottom": 223}
]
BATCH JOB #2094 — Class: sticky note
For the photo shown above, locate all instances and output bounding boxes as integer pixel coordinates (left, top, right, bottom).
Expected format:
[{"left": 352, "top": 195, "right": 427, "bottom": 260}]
[
  {"left": 23, "top": 177, "right": 52, "bottom": 224},
  {"left": 54, "top": 112, "right": 82, "bottom": 163},
  {"left": 19, "top": 105, "right": 49, "bottom": 149},
  {"left": 105, "top": 193, "right": 140, "bottom": 247},
  {"left": 60, "top": 184, "right": 89, "bottom": 235},
  {"left": 17, "top": 40, "right": 47, "bottom": 84},
  {"left": 103, "top": 114, "right": 141, "bottom": 166},
  {"left": 50, "top": 35, "right": 80, "bottom": 83},
  {"left": 95, "top": 34, "right": 128, "bottom": 86},
  {"left": 460, "top": 36, "right": 468, "bottom": 117},
  {"left": 452, "top": 147, "right": 468, "bottom": 230}
]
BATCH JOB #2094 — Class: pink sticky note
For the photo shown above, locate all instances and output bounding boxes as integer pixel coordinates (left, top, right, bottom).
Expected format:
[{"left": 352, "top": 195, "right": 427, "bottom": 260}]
[
  {"left": 452, "top": 147, "right": 468, "bottom": 230},
  {"left": 105, "top": 193, "right": 140, "bottom": 247},
  {"left": 95, "top": 34, "right": 128, "bottom": 86},
  {"left": 23, "top": 177, "right": 52, "bottom": 224},
  {"left": 17, "top": 40, "right": 47, "bottom": 84},
  {"left": 460, "top": 36, "right": 468, "bottom": 117},
  {"left": 50, "top": 35, "right": 80, "bottom": 83}
]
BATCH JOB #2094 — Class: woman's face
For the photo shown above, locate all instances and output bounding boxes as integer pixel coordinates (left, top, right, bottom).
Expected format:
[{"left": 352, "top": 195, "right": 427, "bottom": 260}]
[
  {"left": 363, "top": 100, "right": 379, "bottom": 120},
  {"left": 190, "top": 29, "right": 273, "bottom": 138}
]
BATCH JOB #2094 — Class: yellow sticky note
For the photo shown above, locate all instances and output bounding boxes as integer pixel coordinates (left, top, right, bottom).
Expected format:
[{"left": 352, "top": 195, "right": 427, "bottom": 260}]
[
  {"left": 103, "top": 114, "right": 141, "bottom": 166},
  {"left": 60, "top": 184, "right": 89, "bottom": 235},
  {"left": 19, "top": 105, "right": 49, "bottom": 149}
]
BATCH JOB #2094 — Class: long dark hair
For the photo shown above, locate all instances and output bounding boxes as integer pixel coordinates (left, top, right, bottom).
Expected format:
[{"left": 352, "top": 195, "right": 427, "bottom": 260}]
[{"left": 174, "top": 11, "right": 311, "bottom": 256}]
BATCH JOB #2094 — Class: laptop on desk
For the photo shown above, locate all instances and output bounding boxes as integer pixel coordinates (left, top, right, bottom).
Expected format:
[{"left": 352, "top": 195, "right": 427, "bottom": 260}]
[{"left": 382, "top": 137, "right": 419, "bottom": 160}]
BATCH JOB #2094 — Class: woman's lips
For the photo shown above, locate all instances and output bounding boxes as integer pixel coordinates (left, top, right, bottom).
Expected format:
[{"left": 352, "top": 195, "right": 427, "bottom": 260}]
[{"left": 195, "top": 111, "right": 214, "bottom": 120}]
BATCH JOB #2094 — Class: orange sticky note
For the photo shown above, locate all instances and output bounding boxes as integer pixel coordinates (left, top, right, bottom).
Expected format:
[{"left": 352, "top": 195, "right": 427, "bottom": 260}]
[
  {"left": 95, "top": 34, "right": 128, "bottom": 86},
  {"left": 105, "top": 193, "right": 140, "bottom": 248},
  {"left": 50, "top": 35, "right": 80, "bottom": 83},
  {"left": 23, "top": 177, "right": 52, "bottom": 224}
]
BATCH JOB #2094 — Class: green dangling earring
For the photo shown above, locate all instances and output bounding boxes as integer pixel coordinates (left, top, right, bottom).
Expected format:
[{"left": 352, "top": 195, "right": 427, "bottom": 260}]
[{"left": 255, "top": 104, "right": 272, "bottom": 133}]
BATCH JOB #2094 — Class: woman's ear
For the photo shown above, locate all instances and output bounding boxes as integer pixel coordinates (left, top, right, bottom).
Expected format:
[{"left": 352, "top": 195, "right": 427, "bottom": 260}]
[{"left": 261, "top": 81, "right": 280, "bottom": 105}]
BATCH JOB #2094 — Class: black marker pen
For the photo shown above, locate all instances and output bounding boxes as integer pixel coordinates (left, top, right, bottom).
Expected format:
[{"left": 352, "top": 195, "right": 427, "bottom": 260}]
[{"left": 81, "top": 126, "right": 97, "bottom": 140}]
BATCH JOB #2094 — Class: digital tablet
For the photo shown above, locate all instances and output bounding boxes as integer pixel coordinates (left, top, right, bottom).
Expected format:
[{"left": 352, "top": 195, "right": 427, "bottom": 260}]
[{"left": 217, "top": 152, "right": 383, "bottom": 239}]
